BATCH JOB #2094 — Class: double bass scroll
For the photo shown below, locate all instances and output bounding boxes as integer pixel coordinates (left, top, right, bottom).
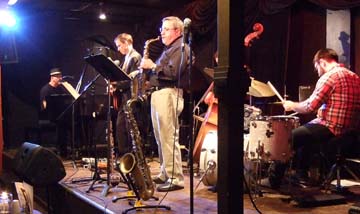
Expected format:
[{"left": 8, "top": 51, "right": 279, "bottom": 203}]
[{"left": 244, "top": 23, "right": 264, "bottom": 47}]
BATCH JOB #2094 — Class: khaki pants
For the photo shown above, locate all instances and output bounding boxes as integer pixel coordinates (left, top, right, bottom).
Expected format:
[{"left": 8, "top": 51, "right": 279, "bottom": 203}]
[{"left": 151, "top": 88, "right": 184, "bottom": 186}]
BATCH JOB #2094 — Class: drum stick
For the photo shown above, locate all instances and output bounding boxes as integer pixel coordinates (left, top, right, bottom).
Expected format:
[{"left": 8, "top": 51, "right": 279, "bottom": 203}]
[
  {"left": 289, "top": 112, "right": 298, "bottom": 116},
  {"left": 267, "top": 81, "right": 284, "bottom": 102}
]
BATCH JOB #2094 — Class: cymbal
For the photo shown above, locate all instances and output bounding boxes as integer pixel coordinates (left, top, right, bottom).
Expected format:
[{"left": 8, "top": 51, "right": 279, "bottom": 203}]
[{"left": 248, "top": 78, "right": 276, "bottom": 97}]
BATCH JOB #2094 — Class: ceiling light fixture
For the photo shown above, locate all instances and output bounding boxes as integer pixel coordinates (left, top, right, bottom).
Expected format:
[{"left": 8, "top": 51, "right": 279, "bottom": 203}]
[
  {"left": 98, "top": 12, "right": 106, "bottom": 20},
  {"left": 98, "top": 2, "right": 107, "bottom": 21}
]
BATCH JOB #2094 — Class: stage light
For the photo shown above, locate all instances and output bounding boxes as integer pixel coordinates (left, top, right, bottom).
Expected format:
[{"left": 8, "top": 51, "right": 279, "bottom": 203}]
[
  {"left": 98, "top": 2, "right": 107, "bottom": 21},
  {"left": 98, "top": 12, "right": 106, "bottom": 20},
  {"left": 0, "top": 10, "right": 17, "bottom": 28},
  {"left": 8, "top": 0, "right": 18, "bottom": 6}
]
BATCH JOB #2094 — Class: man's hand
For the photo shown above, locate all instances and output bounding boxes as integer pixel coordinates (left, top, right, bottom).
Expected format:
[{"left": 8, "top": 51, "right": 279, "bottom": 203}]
[
  {"left": 283, "top": 100, "right": 295, "bottom": 112},
  {"left": 140, "top": 58, "right": 156, "bottom": 70},
  {"left": 128, "top": 70, "right": 140, "bottom": 79}
]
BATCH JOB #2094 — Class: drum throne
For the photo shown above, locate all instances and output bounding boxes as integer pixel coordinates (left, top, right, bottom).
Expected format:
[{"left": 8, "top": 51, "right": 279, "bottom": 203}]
[{"left": 322, "top": 130, "right": 360, "bottom": 192}]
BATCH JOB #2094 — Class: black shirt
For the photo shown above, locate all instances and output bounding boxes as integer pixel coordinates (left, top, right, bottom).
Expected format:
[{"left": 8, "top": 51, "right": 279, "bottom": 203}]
[{"left": 149, "top": 36, "right": 192, "bottom": 88}]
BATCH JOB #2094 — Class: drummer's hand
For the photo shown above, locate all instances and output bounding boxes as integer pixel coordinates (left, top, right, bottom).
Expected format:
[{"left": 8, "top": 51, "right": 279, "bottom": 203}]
[{"left": 282, "top": 100, "right": 294, "bottom": 112}]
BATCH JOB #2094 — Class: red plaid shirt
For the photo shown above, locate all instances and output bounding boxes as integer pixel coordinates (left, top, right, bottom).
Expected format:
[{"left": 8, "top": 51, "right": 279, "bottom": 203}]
[{"left": 302, "top": 66, "right": 360, "bottom": 136}]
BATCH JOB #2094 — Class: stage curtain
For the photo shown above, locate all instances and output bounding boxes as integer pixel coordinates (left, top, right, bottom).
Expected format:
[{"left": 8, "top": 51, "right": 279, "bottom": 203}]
[
  {"left": 253, "top": 0, "right": 360, "bottom": 15},
  {"left": 308, "top": 0, "right": 360, "bottom": 10}
]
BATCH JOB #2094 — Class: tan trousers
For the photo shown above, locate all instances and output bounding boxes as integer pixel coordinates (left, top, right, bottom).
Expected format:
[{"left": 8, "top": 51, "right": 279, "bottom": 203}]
[{"left": 150, "top": 88, "right": 184, "bottom": 186}]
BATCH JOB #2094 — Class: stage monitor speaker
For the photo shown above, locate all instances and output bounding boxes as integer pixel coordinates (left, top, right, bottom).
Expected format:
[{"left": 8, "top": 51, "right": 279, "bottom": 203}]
[
  {"left": 298, "top": 85, "right": 314, "bottom": 102},
  {"left": 13, "top": 142, "right": 66, "bottom": 187}
]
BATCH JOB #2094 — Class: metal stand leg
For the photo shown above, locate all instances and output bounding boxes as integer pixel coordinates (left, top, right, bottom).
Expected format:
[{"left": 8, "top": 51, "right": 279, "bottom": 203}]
[{"left": 112, "top": 174, "right": 171, "bottom": 214}]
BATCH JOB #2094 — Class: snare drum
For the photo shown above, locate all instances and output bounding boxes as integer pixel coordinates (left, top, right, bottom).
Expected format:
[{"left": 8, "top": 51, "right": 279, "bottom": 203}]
[
  {"left": 199, "top": 131, "right": 217, "bottom": 186},
  {"left": 248, "top": 115, "right": 299, "bottom": 162}
]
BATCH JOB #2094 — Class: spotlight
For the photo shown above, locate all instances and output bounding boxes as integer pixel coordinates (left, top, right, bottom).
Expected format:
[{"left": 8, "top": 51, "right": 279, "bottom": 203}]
[
  {"left": 98, "top": 2, "right": 107, "bottom": 21},
  {"left": 8, "top": 0, "right": 18, "bottom": 6},
  {"left": 0, "top": 10, "right": 17, "bottom": 27},
  {"left": 98, "top": 12, "right": 106, "bottom": 20}
]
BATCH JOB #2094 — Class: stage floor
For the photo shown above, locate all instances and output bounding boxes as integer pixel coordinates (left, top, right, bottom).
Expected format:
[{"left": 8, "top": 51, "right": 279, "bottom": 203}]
[
  {"left": 59, "top": 158, "right": 360, "bottom": 214},
  {"left": 60, "top": 158, "right": 217, "bottom": 214}
]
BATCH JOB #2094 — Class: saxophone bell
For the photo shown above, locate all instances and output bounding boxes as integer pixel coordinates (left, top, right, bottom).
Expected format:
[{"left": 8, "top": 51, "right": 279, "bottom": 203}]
[
  {"left": 119, "top": 152, "right": 155, "bottom": 201},
  {"left": 119, "top": 153, "right": 137, "bottom": 174}
]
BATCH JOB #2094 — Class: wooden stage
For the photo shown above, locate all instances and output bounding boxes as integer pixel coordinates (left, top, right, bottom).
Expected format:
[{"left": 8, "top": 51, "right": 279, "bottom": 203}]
[
  {"left": 2, "top": 150, "right": 360, "bottom": 214},
  {"left": 44, "top": 159, "right": 360, "bottom": 213}
]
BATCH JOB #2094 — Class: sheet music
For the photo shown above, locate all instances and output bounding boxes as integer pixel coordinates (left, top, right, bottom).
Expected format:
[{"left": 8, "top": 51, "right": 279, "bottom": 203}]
[
  {"left": 15, "top": 182, "right": 33, "bottom": 214},
  {"left": 61, "top": 81, "right": 80, "bottom": 99},
  {"left": 267, "top": 81, "right": 284, "bottom": 102}
]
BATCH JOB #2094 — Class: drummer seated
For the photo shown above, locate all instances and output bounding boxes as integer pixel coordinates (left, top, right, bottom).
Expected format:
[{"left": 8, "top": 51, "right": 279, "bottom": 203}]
[{"left": 293, "top": 130, "right": 360, "bottom": 186}]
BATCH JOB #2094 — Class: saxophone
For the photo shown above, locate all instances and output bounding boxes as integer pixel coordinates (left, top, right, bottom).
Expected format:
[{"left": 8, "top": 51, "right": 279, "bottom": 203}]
[
  {"left": 137, "top": 36, "right": 160, "bottom": 97},
  {"left": 119, "top": 96, "right": 154, "bottom": 200}
]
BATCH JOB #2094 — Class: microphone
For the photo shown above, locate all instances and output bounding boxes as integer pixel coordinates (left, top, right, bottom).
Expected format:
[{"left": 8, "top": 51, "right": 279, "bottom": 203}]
[
  {"left": 182, "top": 18, "right": 191, "bottom": 51},
  {"left": 184, "top": 18, "right": 191, "bottom": 34}
]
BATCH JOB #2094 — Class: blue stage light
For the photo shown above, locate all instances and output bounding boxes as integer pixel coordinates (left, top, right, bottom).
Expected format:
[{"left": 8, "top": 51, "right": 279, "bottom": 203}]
[
  {"left": 0, "top": 10, "right": 17, "bottom": 28},
  {"left": 8, "top": 0, "right": 18, "bottom": 6}
]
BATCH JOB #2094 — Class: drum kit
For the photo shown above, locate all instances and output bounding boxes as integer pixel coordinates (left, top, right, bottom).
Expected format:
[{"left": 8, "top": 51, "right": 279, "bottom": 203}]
[{"left": 197, "top": 78, "right": 300, "bottom": 193}]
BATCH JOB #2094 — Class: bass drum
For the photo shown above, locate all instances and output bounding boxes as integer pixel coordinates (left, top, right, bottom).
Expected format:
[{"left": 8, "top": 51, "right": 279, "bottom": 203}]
[{"left": 199, "top": 131, "right": 218, "bottom": 186}]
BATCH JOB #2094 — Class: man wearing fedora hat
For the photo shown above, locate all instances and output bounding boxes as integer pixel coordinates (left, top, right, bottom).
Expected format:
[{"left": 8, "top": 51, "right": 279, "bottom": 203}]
[
  {"left": 40, "top": 68, "right": 65, "bottom": 110},
  {"left": 39, "top": 67, "right": 70, "bottom": 157}
]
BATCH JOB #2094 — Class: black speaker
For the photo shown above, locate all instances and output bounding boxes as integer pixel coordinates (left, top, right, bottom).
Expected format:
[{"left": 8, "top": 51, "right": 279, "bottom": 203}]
[
  {"left": 298, "top": 85, "right": 314, "bottom": 102},
  {"left": 13, "top": 142, "right": 66, "bottom": 187}
]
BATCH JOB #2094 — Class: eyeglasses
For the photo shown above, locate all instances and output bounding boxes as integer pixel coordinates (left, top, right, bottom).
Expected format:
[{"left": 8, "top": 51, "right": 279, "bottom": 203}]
[
  {"left": 314, "top": 59, "right": 322, "bottom": 70},
  {"left": 159, "top": 27, "right": 176, "bottom": 33}
]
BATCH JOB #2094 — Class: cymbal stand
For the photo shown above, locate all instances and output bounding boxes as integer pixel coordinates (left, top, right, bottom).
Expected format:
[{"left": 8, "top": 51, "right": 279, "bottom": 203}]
[
  {"left": 195, "top": 160, "right": 216, "bottom": 191},
  {"left": 251, "top": 139, "right": 263, "bottom": 198}
]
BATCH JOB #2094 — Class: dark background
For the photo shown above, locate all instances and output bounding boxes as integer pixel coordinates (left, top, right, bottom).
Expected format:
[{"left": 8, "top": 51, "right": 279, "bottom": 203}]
[{"left": 1, "top": 0, "right": 360, "bottom": 149}]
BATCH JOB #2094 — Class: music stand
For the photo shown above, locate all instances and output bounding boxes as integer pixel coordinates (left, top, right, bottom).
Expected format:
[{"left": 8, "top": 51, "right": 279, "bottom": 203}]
[
  {"left": 84, "top": 54, "right": 130, "bottom": 196},
  {"left": 56, "top": 74, "right": 102, "bottom": 169}
]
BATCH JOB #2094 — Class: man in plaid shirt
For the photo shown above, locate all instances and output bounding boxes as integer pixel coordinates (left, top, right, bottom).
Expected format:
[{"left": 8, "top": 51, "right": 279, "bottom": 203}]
[{"left": 283, "top": 48, "right": 360, "bottom": 184}]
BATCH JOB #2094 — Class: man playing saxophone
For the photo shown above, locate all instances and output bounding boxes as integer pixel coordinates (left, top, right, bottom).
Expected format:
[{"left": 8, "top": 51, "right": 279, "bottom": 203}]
[
  {"left": 113, "top": 33, "right": 142, "bottom": 156},
  {"left": 140, "top": 16, "right": 193, "bottom": 192}
]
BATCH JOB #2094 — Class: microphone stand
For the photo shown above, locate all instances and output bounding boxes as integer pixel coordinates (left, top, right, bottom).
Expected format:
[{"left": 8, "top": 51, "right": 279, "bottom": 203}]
[{"left": 187, "top": 31, "right": 194, "bottom": 214}]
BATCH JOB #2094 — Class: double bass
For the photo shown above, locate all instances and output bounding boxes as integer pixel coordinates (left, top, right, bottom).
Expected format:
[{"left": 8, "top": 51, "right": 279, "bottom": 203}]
[
  {"left": 193, "top": 82, "right": 217, "bottom": 163},
  {"left": 192, "top": 23, "right": 264, "bottom": 164}
]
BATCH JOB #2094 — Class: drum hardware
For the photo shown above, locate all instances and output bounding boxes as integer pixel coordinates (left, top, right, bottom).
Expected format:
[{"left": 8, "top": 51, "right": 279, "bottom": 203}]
[
  {"left": 199, "top": 131, "right": 218, "bottom": 187},
  {"left": 244, "top": 158, "right": 263, "bottom": 198},
  {"left": 244, "top": 139, "right": 265, "bottom": 198},
  {"left": 195, "top": 160, "right": 216, "bottom": 190},
  {"left": 251, "top": 121, "right": 257, "bottom": 128},
  {"left": 265, "top": 129, "right": 274, "bottom": 138}
]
